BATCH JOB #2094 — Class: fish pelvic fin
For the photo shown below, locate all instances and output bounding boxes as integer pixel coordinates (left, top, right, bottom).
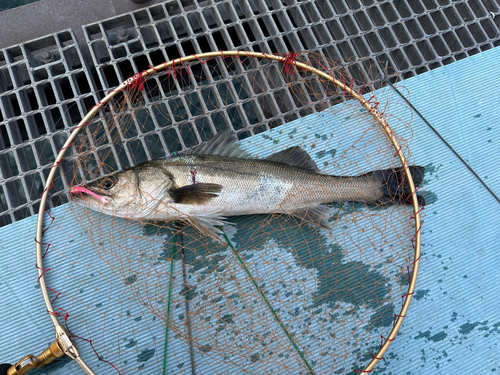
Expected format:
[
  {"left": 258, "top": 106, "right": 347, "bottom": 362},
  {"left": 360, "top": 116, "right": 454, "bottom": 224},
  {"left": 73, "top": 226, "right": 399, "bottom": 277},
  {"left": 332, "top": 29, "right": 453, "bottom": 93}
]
[
  {"left": 187, "top": 209, "right": 232, "bottom": 243},
  {"left": 289, "top": 205, "right": 330, "bottom": 229},
  {"left": 265, "top": 147, "right": 319, "bottom": 172},
  {"left": 368, "top": 166, "right": 426, "bottom": 206},
  {"left": 169, "top": 183, "right": 223, "bottom": 204}
]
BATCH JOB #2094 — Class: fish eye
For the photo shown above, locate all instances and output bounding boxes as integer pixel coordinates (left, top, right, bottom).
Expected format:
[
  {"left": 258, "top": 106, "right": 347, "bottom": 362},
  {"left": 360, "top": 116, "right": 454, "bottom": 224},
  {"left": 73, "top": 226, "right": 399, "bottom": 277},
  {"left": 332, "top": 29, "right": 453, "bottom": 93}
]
[{"left": 101, "top": 178, "right": 115, "bottom": 190}]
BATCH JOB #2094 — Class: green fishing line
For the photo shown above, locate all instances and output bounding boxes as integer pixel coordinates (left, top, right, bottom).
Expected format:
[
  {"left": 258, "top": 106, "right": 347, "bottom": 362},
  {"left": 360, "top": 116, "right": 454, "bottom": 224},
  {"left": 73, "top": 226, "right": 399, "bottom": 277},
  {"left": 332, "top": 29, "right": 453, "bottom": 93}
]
[
  {"left": 162, "top": 229, "right": 176, "bottom": 375},
  {"left": 222, "top": 231, "right": 316, "bottom": 375}
]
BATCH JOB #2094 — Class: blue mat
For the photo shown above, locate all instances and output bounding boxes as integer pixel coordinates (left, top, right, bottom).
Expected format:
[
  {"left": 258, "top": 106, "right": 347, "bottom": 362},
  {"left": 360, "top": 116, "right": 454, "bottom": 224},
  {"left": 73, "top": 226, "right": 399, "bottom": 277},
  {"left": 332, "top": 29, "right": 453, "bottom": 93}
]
[{"left": 1, "top": 46, "right": 499, "bottom": 374}]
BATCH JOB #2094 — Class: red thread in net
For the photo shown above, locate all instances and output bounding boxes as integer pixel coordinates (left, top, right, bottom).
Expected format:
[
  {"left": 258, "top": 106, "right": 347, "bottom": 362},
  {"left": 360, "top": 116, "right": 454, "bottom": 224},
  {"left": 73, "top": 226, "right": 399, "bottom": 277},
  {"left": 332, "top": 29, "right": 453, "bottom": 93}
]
[
  {"left": 380, "top": 335, "right": 395, "bottom": 347},
  {"left": 406, "top": 255, "right": 421, "bottom": 282},
  {"left": 50, "top": 159, "right": 64, "bottom": 168},
  {"left": 340, "top": 75, "right": 347, "bottom": 93},
  {"left": 148, "top": 65, "right": 158, "bottom": 72},
  {"left": 393, "top": 313, "right": 407, "bottom": 326},
  {"left": 34, "top": 238, "right": 51, "bottom": 258},
  {"left": 282, "top": 52, "right": 299, "bottom": 75},
  {"left": 40, "top": 208, "right": 55, "bottom": 234},
  {"left": 71, "top": 332, "right": 121, "bottom": 374},
  {"left": 89, "top": 102, "right": 103, "bottom": 112},
  {"left": 41, "top": 181, "right": 55, "bottom": 196},
  {"left": 410, "top": 223, "right": 422, "bottom": 250},
  {"left": 405, "top": 185, "right": 420, "bottom": 203},
  {"left": 169, "top": 64, "right": 179, "bottom": 79},
  {"left": 360, "top": 95, "right": 374, "bottom": 107},
  {"left": 47, "top": 286, "right": 62, "bottom": 304},
  {"left": 60, "top": 142, "right": 74, "bottom": 151},
  {"left": 368, "top": 102, "right": 381, "bottom": 115},
  {"left": 52, "top": 308, "right": 122, "bottom": 374},
  {"left": 178, "top": 58, "right": 190, "bottom": 74},
  {"left": 401, "top": 292, "right": 414, "bottom": 300},
  {"left": 129, "top": 72, "right": 145, "bottom": 91},
  {"left": 354, "top": 368, "right": 373, "bottom": 373},
  {"left": 165, "top": 61, "right": 182, "bottom": 79},
  {"left": 48, "top": 308, "right": 69, "bottom": 322},
  {"left": 393, "top": 146, "right": 402, "bottom": 157},
  {"left": 401, "top": 292, "right": 415, "bottom": 306},
  {"left": 339, "top": 76, "right": 356, "bottom": 99},
  {"left": 370, "top": 353, "right": 383, "bottom": 360},
  {"left": 70, "top": 122, "right": 86, "bottom": 133},
  {"left": 410, "top": 204, "right": 425, "bottom": 220},
  {"left": 35, "top": 265, "right": 51, "bottom": 283},
  {"left": 193, "top": 54, "right": 206, "bottom": 64}
]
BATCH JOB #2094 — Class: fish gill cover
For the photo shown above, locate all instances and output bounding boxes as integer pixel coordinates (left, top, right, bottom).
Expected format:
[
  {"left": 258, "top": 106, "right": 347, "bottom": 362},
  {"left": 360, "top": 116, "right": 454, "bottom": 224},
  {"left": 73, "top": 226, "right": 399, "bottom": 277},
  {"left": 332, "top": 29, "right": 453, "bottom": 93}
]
[{"left": 41, "top": 52, "right": 424, "bottom": 374}]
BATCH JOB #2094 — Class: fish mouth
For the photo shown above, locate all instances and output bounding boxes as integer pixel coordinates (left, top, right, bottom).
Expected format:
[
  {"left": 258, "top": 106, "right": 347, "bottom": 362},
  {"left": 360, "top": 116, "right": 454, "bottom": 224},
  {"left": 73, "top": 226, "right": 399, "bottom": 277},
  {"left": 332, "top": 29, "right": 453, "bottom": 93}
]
[{"left": 70, "top": 186, "right": 112, "bottom": 205}]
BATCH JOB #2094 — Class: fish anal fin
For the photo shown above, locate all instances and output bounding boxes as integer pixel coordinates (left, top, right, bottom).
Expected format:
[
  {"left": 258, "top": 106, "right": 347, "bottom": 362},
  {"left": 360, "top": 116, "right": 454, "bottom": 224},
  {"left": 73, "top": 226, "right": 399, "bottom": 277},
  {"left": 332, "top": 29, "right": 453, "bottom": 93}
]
[
  {"left": 170, "top": 183, "right": 222, "bottom": 204},
  {"left": 266, "top": 147, "right": 319, "bottom": 172},
  {"left": 289, "top": 206, "right": 330, "bottom": 229}
]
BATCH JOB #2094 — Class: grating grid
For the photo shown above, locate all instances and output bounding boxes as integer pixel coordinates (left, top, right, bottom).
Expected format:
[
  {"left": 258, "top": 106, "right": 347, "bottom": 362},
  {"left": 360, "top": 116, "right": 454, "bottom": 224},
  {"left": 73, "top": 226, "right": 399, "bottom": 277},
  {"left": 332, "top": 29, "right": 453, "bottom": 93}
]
[
  {"left": 1, "top": 0, "right": 500, "bottom": 226},
  {"left": 0, "top": 30, "right": 100, "bottom": 226}
]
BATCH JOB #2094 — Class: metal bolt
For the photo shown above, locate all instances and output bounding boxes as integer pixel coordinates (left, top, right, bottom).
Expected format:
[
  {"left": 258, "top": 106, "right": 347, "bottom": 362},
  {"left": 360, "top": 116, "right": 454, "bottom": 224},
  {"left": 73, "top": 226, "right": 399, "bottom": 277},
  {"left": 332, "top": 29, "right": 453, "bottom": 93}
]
[
  {"left": 116, "top": 28, "right": 130, "bottom": 43},
  {"left": 40, "top": 51, "right": 54, "bottom": 64}
]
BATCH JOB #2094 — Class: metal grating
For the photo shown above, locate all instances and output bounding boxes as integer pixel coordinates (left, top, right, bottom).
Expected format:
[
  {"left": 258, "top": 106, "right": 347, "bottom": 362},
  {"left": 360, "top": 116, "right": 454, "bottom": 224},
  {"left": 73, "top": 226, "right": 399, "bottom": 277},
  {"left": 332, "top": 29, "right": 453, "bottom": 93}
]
[
  {"left": 0, "top": 30, "right": 99, "bottom": 226},
  {"left": 1, "top": 0, "right": 500, "bottom": 227},
  {"left": 84, "top": 0, "right": 500, "bottom": 85}
]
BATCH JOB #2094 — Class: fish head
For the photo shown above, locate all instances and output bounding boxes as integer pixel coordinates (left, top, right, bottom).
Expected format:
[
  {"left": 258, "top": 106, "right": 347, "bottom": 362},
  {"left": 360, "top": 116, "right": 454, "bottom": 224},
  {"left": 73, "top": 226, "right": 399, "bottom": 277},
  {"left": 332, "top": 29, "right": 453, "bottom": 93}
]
[{"left": 70, "top": 162, "right": 174, "bottom": 219}]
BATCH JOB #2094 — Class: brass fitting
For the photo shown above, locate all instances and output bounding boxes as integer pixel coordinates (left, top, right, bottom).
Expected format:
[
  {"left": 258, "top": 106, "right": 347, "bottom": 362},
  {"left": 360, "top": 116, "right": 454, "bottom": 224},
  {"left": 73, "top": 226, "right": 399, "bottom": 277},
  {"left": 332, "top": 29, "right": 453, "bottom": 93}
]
[{"left": 7, "top": 341, "right": 64, "bottom": 375}]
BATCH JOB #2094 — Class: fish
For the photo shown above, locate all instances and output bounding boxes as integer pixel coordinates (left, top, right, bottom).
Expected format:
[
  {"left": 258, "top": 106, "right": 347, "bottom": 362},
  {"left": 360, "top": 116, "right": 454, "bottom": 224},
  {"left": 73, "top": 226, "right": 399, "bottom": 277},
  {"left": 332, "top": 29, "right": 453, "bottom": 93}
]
[{"left": 70, "top": 130, "right": 425, "bottom": 239}]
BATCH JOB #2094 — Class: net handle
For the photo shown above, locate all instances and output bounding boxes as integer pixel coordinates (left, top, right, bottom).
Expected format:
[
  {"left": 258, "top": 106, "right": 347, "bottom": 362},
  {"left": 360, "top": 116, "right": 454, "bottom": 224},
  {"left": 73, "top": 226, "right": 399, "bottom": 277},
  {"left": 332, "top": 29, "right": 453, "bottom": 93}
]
[{"left": 35, "top": 50, "right": 422, "bottom": 374}]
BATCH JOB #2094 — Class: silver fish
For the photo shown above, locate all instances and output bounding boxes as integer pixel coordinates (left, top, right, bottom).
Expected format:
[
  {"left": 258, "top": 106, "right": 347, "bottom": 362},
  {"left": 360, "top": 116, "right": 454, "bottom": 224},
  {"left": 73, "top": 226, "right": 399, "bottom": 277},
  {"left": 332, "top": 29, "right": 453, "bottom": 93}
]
[{"left": 70, "top": 130, "right": 425, "bottom": 238}]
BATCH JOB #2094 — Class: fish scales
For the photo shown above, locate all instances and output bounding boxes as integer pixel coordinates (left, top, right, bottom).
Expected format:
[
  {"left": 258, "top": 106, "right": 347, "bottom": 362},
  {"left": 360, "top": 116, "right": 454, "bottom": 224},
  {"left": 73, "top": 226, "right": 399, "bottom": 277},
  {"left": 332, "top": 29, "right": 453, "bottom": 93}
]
[{"left": 160, "top": 155, "right": 381, "bottom": 218}]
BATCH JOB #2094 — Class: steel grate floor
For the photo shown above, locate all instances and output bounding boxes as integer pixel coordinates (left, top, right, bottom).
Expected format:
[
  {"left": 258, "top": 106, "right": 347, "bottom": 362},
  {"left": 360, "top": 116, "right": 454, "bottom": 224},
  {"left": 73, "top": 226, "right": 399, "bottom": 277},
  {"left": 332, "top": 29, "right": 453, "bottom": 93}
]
[{"left": 0, "top": 0, "right": 499, "bottom": 226}]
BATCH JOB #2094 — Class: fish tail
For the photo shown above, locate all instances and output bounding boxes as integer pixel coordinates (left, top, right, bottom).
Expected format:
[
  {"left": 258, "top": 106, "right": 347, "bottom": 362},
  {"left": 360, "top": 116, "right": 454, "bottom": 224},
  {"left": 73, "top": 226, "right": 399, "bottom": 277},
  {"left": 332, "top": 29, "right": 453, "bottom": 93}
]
[{"left": 371, "top": 166, "right": 426, "bottom": 206}]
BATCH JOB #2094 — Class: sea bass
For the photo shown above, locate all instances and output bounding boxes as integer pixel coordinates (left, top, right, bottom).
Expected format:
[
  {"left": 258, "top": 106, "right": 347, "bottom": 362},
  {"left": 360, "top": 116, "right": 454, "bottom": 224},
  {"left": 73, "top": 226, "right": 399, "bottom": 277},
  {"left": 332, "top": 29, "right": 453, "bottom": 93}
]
[{"left": 70, "top": 130, "right": 425, "bottom": 238}]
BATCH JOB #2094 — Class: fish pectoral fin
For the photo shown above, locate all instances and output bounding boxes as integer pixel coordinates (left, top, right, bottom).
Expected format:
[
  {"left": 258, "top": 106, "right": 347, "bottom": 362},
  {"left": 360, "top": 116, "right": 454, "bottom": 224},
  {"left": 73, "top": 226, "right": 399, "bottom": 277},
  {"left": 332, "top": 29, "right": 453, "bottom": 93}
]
[
  {"left": 265, "top": 147, "right": 319, "bottom": 172},
  {"left": 169, "top": 183, "right": 223, "bottom": 204},
  {"left": 289, "top": 206, "right": 330, "bottom": 229},
  {"left": 187, "top": 209, "right": 232, "bottom": 243}
]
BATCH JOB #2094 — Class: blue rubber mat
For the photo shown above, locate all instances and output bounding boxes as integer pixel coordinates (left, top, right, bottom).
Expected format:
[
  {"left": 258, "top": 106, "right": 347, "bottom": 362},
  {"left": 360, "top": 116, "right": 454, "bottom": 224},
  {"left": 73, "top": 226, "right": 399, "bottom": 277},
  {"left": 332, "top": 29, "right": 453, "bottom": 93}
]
[{"left": 1, "top": 46, "right": 499, "bottom": 374}]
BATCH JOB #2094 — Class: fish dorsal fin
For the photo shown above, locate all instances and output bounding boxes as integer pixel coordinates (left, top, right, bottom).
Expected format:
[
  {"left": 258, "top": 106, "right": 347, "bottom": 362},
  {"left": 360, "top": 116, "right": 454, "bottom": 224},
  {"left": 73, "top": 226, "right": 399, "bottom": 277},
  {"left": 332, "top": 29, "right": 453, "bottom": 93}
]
[
  {"left": 186, "top": 129, "right": 252, "bottom": 159},
  {"left": 265, "top": 147, "right": 319, "bottom": 172}
]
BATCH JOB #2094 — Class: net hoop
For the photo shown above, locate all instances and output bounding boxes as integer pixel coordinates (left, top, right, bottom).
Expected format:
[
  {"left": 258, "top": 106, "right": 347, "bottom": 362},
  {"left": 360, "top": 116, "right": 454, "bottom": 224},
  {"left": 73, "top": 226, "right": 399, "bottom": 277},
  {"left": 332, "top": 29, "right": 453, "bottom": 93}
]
[{"left": 34, "top": 50, "right": 422, "bottom": 375}]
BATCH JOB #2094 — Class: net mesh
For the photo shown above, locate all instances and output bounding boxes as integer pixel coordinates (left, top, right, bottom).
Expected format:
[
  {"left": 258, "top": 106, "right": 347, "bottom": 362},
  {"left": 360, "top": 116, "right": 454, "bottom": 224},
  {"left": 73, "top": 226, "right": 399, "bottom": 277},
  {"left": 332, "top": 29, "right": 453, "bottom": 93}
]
[{"left": 41, "top": 52, "right": 423, "bottom": 374}]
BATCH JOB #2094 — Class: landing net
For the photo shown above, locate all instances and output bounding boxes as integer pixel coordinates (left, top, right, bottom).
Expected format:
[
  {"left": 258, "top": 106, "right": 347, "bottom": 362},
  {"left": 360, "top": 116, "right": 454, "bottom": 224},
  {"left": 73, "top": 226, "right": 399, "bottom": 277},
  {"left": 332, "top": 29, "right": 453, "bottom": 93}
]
[{"left": 37, "top": 51, "right": 424, "bottom": 374}]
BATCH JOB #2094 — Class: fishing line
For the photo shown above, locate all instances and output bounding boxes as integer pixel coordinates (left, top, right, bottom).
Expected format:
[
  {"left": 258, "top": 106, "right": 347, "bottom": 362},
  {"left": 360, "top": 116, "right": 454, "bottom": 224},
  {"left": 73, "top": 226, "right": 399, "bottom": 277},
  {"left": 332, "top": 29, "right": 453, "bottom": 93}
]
[
  {"left": 178, "top": 222, "right": 196, "bottom": 375},
  {"left": 221, "top": 231, "right": 316, "bottom": 375},
  {"left": 162, "top": 227, "right": 176, "bottom": 375},
  {"left": 389, "top": 82, "right": 500, "bottom": 204}
]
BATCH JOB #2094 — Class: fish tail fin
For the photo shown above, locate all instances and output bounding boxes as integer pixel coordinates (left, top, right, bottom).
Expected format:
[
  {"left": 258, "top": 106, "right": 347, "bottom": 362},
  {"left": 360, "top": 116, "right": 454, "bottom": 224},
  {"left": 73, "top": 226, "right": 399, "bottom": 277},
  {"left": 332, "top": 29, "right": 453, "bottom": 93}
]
[{"left": 372, "top": 166, "right": 426, "bottom": 206}]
